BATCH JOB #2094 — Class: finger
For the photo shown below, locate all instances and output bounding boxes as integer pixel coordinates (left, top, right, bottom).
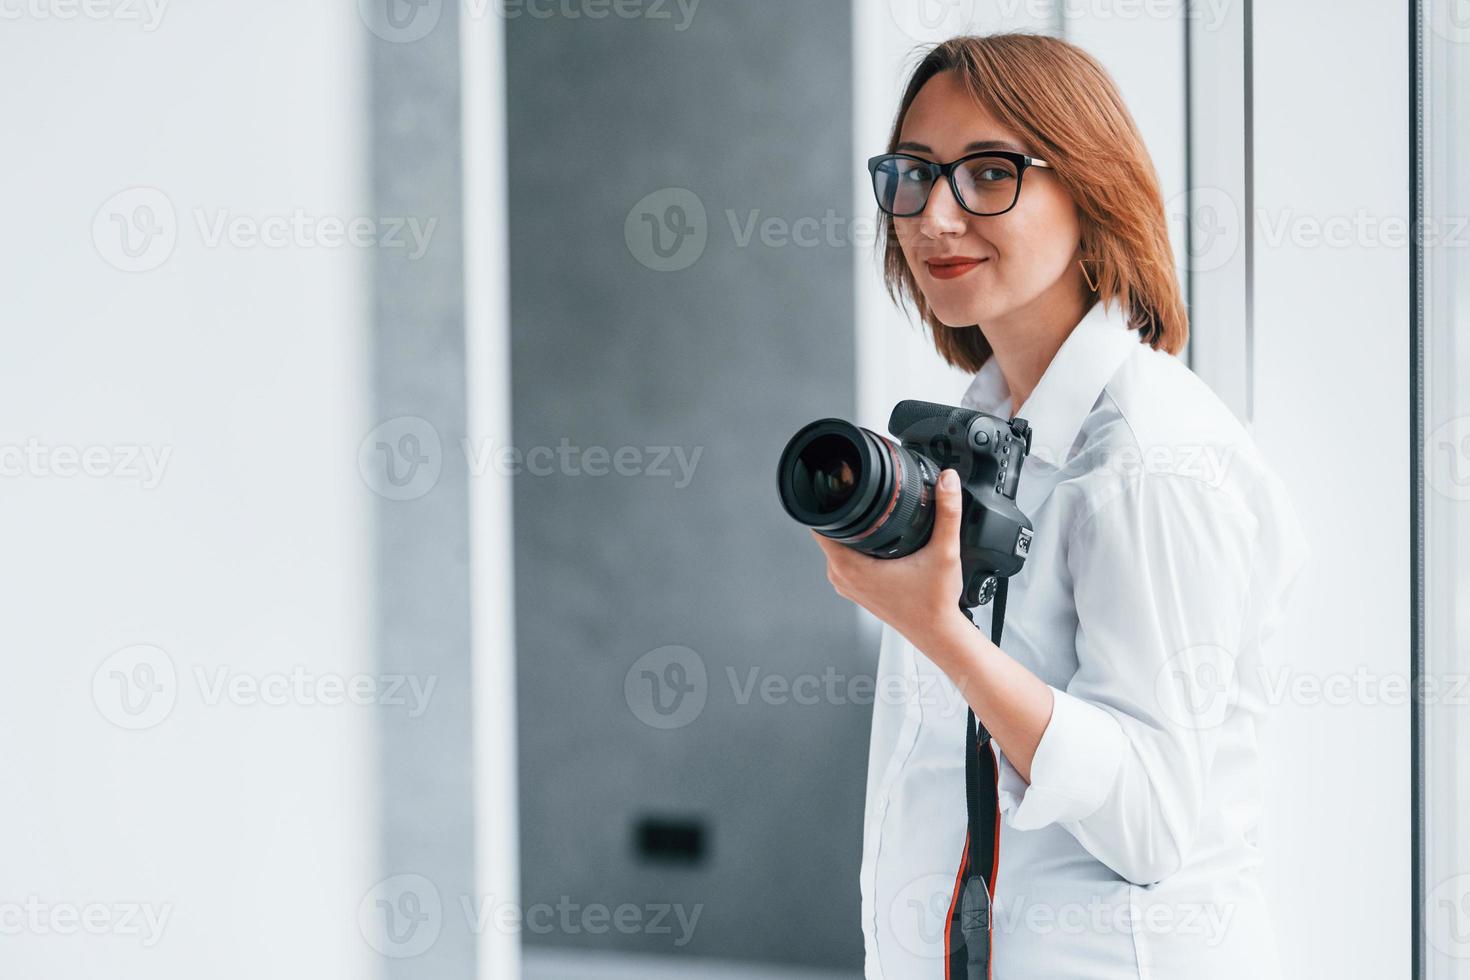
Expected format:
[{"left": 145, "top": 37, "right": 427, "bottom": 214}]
[
  {"left": 810, "top": 530, "right": 880, "bottom": 570},
  {"left": 931, "top": 468, "right": 964, "bottom": 553},
  {"left": 810, "top": 529, "right": 844, "bottom": 562}
]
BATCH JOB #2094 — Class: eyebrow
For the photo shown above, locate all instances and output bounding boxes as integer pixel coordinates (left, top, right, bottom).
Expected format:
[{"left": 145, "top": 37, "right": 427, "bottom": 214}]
[{"left": 894, "top": 138, "right": 1027, "bottom": 155}]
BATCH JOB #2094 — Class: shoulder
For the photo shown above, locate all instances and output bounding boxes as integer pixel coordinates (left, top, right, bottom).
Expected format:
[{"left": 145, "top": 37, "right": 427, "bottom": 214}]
[{"left": 1055, "top": 347, "right": 1302, "bottom": 554}]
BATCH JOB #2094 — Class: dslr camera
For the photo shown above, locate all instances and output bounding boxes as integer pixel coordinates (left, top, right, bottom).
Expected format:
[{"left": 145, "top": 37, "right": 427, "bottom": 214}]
[{"left": 776, "top": 400, "right": 1035, "bottom": 608}]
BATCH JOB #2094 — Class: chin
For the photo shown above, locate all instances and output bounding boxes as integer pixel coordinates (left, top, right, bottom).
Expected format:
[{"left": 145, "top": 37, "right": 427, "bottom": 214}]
[
  {"left": 929, "top": 315, "right": 975, "bottom": 331},
  {"left": 927, "top": 301, "right": 995, "bottom": 329}
]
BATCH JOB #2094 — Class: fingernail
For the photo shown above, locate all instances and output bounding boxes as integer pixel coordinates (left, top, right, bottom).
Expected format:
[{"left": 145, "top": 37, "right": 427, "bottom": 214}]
[{"left": 941, "top": 469, "right": 958, "bottom": 490}]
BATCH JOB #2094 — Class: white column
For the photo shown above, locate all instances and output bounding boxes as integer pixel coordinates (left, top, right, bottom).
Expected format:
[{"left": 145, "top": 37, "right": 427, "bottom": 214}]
[
  {"left": 462, "top": 9, "right": 522, "bottom": 980},
  {"left": 1251, "top": 2, "right": 1412, "bottom": 977}
]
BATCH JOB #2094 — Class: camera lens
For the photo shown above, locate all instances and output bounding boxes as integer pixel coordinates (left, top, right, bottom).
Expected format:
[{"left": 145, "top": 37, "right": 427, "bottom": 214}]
[
  {"left": 791, "top": 433, "right": 861, "bottom": 515},
  {"left": 776, "top": 419, "right": 938, "bottom": 560}
]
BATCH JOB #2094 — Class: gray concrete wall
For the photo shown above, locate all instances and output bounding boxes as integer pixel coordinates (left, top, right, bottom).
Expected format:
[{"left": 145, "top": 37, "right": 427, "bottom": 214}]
[{"left": 507, "top": 0, "right": 867, "bottom": 970}]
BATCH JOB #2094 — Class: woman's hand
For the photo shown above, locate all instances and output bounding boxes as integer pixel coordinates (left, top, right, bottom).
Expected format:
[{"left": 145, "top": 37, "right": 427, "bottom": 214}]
[
  {"left": 815, "top": 465, "right": 1054, "bottom": 781},
  {"left": 811, "top": 467, "right": 973, "bottom": 651}
]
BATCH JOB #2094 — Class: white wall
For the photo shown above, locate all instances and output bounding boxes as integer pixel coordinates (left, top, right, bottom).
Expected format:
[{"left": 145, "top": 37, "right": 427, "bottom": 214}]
[
  {"left": 1250, "top": 5, "right": 1412, "bottom": 978},
  {"left": 0, "top": 5, "right": 377, "bottom": 978}
]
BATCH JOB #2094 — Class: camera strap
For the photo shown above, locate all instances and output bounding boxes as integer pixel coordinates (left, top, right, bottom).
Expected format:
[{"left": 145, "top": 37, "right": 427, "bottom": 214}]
[{"left": 945, "top": 576, "right": 1008, "bottom": 980}]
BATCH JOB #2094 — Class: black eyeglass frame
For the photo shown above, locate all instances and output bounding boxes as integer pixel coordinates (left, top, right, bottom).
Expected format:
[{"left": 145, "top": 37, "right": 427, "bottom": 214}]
[{"left": 865, "top": 150, "right": 1054, "bottom": 218}]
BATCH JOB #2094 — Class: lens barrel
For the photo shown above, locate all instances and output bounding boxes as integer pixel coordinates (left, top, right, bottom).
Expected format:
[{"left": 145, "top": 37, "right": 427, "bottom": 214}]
[{"left": 776, "top": 419, "right": 939, "bottom": 560}]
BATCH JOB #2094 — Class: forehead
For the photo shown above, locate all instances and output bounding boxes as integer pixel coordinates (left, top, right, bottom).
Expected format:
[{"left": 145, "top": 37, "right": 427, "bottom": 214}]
[{"left": 897, "top": 70, "right": 1029, "bottom": 158}]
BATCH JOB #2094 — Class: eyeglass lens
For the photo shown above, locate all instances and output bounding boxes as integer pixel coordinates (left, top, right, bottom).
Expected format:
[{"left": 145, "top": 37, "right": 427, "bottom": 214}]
[{"left": 871, "top": 155, "right": 1021, "bottom": 216}]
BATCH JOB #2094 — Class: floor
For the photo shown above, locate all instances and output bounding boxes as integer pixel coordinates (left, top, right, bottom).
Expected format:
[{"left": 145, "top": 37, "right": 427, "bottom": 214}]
[{"left": 522, "top": 948, "right": 862, "bottom": 980}]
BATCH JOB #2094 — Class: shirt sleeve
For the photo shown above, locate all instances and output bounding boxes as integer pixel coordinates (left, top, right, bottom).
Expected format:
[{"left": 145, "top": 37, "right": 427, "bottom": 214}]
[{"left": 995, "top": 471, "right": 1261, "bottom": 886}]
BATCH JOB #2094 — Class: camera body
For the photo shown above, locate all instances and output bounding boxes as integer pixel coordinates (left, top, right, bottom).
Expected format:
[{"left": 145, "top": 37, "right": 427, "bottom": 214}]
[{"left": 776, "top": 399, "right": 1035, "bottom": 608}]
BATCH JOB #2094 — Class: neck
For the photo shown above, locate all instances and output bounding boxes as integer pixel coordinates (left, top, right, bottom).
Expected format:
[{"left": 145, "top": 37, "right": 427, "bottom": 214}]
[{"left": 980, "top": 283, "right": 1095, "bottom": 417}]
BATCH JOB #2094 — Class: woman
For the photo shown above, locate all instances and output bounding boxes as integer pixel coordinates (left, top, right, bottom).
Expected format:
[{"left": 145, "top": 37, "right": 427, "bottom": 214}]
[{"left": 811, "top": 34, "right": 1308, "bottom": 979}]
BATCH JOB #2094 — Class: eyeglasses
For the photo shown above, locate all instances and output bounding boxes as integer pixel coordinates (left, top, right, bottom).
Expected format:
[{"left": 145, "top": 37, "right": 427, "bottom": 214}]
[{"left": 866, "top": 150, "right": 1053, "bottom": 218}]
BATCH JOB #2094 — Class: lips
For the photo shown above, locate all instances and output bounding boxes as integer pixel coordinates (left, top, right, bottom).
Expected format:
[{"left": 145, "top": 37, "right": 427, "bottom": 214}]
[{"left": 925, "top": 256, "right": 987, "bottom": 280}]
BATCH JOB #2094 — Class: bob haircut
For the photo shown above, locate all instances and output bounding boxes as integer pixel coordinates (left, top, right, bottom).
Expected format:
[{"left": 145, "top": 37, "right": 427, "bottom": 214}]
[{"left": 877, "top": 33, "right": 1188, "bottom": 372}]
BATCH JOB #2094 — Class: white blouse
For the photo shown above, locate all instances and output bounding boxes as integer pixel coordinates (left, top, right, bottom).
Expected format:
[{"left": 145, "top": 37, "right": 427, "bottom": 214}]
[{"left": 858, "top": 298, "right": 1310, "bottom": 979}]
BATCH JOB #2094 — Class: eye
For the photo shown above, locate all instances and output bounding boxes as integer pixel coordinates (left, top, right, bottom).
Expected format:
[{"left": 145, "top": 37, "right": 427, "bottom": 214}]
[{"left": 974, "top": 166, "right": 1014, "bottom": 183}]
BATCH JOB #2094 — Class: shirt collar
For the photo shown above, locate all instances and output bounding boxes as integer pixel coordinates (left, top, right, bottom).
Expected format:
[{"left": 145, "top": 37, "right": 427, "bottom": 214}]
[{"left": 959, "top": 298, "right": 1142, "bottom": 469}]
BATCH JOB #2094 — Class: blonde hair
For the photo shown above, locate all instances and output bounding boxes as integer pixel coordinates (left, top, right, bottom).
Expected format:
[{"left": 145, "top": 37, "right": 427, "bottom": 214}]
[{"left": 877, "top": 33, "right": 1188, "bottom": 371}]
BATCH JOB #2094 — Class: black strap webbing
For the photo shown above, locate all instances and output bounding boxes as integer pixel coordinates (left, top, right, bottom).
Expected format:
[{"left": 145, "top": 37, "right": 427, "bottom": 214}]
[{"left": 947, "top": 576, "right": 1007, "bottom": 980}]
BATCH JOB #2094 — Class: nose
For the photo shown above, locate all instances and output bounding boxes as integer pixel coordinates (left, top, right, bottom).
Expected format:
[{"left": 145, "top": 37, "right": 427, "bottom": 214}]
[{"left": 912, "top": 173, "right": 969, "bottom": 239}]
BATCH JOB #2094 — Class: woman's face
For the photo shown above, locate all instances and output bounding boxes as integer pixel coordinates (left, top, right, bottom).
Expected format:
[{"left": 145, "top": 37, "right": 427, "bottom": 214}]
[{"left": 893, "top": 71, "right": 1084, "bottom": 331}]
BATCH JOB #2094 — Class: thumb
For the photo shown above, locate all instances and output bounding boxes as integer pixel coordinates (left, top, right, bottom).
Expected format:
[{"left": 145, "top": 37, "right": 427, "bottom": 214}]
[{"left": 932, "top": 469, "right": 963, "bottom": 547}]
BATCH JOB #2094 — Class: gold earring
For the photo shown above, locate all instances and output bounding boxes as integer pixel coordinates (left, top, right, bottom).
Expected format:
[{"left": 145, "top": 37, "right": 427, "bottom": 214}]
[{"left": 1078, "top": 258, "right": 1099, "bottom": 292}]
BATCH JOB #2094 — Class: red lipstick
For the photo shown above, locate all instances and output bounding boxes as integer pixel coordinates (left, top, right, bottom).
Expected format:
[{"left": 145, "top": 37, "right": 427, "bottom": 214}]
[{"left": 925, "top": 256, "right": 987, "bottom": 280}]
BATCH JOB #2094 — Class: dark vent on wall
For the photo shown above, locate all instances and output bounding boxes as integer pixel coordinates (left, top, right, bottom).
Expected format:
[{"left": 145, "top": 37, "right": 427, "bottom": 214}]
[{"left": 634, "top": 815, "right": 708, "bottom": 866}]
